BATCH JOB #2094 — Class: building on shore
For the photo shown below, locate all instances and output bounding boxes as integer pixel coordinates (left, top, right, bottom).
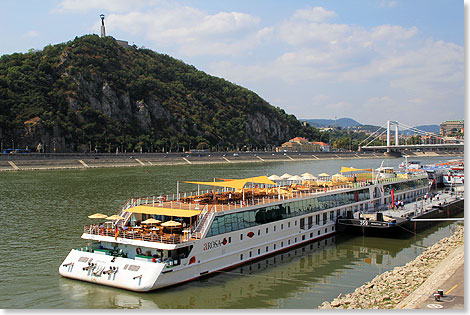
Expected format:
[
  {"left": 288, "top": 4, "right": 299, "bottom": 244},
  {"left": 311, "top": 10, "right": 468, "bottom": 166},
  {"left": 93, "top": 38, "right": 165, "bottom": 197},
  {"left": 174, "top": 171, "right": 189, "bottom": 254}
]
[
  {"left": 440, "top": 120, "right": 464, "bottom": 136},
  {"left": 277, "top": 137, "right": 330, "bottom": 152}
]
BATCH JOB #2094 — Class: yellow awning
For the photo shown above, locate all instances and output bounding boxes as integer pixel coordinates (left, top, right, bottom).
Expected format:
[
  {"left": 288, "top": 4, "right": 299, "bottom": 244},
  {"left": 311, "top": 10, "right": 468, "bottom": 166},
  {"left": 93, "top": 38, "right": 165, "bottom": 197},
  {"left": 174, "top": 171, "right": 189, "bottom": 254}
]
[
  {"left": 340, "top": 167, "right": 372, "bottom": 173},
  {"left": 125, "top": 205, "right": 201, "bottom": 217},
  {"left": 184, "top": 176, "right": 276, "bottom": 191}
]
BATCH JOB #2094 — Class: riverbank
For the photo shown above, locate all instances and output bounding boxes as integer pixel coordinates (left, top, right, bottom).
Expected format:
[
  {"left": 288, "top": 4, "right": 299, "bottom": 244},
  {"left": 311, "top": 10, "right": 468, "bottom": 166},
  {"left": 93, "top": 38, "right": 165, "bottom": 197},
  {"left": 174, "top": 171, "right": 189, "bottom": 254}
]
[
  {"left": 318, "top": 225, "right": 464, "bottom": 309},
  {"left": 0, "top": 150, "right": 461, "bottom": 172}
]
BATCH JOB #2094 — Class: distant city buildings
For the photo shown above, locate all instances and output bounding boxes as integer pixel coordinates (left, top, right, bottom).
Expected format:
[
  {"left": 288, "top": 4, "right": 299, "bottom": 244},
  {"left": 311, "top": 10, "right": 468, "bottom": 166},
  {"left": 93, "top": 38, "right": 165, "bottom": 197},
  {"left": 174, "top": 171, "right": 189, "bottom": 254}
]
[
  {"left": 440, "top": 120, "right": 464, "bottom": 137},
  {"left": 277, "top": 137, "right": 330, "bottom": 152}
]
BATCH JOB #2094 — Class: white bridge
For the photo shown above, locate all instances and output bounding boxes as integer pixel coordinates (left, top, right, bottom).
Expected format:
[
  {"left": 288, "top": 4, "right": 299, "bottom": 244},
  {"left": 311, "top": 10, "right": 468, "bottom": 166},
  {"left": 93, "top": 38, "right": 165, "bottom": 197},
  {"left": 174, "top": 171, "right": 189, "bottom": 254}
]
[{"left": 360, "top": 120, "right": 464, "bottom": 152}]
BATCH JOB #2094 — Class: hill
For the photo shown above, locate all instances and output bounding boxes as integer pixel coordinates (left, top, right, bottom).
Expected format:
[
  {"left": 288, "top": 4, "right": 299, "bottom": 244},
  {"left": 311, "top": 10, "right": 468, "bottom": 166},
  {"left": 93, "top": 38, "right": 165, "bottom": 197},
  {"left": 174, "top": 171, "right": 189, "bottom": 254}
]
[
  {"left": 0, "top": 35, "right": 321, "bottom": 153},
  {"left": 303, "top": 118, "right": 362, "bottom": 128},
  {"left": 400, "top": 125, "right": 440, "bottom": 135}
]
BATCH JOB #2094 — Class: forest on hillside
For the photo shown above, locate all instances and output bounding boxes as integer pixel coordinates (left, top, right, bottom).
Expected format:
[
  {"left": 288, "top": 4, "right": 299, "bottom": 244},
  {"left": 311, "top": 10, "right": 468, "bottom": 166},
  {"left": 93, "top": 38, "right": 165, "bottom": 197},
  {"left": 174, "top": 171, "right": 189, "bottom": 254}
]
[{"left": 0, "top": 35, "right": 325, "bottom": 153}]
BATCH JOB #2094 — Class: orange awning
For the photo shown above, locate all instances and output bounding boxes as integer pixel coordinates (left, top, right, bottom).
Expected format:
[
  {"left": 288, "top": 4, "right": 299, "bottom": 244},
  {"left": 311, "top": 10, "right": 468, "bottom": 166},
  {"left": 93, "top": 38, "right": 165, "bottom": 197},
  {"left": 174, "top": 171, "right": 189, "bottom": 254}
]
[
  {"left": 184, "top": 176, "right": 276, "bottom": 191},
  {"left": 126, "top": 206, "right": 201, "bottom": 217}
]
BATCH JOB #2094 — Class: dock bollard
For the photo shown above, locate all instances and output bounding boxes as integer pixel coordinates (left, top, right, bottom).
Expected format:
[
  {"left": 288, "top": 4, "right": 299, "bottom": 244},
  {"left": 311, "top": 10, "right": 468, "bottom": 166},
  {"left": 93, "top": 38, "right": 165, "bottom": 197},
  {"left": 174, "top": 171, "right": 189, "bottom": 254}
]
[
  {"left": 438, "top": 289, "right": 444, "bottom": 297},
  {"left": 433, "top": 293, "right": 441, "bottom": 301}
]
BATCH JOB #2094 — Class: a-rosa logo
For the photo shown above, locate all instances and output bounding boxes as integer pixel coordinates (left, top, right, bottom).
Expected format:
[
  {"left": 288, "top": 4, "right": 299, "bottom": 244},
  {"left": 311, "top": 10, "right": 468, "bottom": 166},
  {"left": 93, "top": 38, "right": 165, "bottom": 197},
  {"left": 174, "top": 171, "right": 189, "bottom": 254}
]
[
  {"left": 203, "top": 238, "right": 227, "bottom": 251},
  {"left": 247, "top": 232, "right": 254, "bottom": 238}
]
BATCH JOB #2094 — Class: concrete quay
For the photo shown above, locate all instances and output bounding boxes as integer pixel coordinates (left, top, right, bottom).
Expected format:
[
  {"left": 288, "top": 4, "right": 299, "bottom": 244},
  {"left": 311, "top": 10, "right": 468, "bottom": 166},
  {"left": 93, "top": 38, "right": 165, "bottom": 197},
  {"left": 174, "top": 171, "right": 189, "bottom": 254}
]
[
  {"left": 0, "top": 150, "right": 461, "bottom": 172},
  {"left": 318, "top": 226, "right": 464, "bottom": 309}
]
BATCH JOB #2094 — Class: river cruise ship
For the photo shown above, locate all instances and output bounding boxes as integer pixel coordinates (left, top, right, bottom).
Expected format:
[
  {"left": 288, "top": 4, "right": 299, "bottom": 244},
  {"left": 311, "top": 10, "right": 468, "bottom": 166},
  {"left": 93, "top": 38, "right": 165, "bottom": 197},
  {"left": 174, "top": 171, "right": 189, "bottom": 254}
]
[{"left": 59, "top": 166, "right": 429, "bottom": 291}]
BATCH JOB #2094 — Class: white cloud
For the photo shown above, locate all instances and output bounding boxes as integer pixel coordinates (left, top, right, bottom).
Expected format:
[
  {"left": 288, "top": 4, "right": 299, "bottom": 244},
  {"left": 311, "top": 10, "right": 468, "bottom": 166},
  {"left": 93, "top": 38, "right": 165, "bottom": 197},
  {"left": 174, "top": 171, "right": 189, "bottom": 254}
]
[
  {"left": 88, "top": 5, "right": 266, "bottom": 56},
  {"left": 24, "top": 30, "right": 40, "bottom": 38},
  {"left": 292, "top": 7, "right": 337, "bottom": 22},
  {"left": 326, "top": 101, "right": 352, "bottom": 110},
  {"left": 380, "top": 1, "right": 398, "bottom": 8},
  {"left": 364, "top": 96, "right": 393, "bottom": 108}
]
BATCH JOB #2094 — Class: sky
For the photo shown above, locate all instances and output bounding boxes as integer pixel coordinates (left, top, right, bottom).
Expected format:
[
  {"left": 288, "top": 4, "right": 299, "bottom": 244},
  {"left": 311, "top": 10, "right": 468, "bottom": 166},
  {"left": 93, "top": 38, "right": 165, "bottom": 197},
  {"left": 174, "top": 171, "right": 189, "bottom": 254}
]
[{"left": 0, "top": 0, "right": 465, "bottom": 127}]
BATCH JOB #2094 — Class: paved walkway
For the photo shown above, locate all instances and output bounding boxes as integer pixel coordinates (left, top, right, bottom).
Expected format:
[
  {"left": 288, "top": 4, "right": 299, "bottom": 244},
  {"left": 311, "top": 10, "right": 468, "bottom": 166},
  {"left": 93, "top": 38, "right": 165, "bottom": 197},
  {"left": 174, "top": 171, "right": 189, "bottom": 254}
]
[{"left": 396, "top": 244, "right": 464, "bottom": 309}]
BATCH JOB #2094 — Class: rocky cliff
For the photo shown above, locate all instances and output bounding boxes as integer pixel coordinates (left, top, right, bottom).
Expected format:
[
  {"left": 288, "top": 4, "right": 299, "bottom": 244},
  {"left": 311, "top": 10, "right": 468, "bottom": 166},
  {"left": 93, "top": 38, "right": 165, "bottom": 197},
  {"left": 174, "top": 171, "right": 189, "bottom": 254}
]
[{"left": 0, "top": 35, "right": 320, "bottom": 152}]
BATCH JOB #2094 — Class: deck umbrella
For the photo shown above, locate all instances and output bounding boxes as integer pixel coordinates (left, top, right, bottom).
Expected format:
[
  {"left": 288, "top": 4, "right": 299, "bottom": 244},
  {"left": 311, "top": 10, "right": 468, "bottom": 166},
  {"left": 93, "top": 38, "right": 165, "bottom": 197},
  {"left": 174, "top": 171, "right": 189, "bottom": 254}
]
[
  {"left": 268, "top": 174, "right": 281, "bottom": 181},
  {"left": 88, "top": 213, "right": 108, "bottom": 219},
  {"left": 161, "top": 220, "right": 182, "bottom": 228},
  {"left": 141, "top": 218, "right": 161, "bottom": 224},
  {"left": 161, "top": 220, "right": 183, "bottom": 235},
  {"left": 288, "top": 175, "right": 304, "bottom": 182},
  {"left": 317, "top": 173, "right": 331, "bottom": 182},
  {"left": 105, "top": 214, "right": 125, "bottom": 221},
  {"left": 280, "top": 173, "right": 292, "bottom": 179},
  {"left": 302, "top": 173, "right": 316, "bottom": 180}
]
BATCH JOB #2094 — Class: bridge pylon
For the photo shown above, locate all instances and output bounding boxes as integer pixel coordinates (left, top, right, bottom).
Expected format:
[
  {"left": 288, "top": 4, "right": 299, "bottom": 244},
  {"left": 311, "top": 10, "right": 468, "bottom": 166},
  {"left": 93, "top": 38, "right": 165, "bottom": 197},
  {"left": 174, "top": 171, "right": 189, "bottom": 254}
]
[{"left": 386, "top": 120, "right": 399, "bottom": 152}]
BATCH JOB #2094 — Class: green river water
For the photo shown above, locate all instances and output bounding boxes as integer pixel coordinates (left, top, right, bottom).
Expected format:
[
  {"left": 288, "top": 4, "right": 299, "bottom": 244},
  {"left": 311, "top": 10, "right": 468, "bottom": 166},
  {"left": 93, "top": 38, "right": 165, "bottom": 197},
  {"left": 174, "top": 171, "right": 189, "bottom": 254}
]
[{"left": 0, "top": 156, "right": 463, "bottom": 309}]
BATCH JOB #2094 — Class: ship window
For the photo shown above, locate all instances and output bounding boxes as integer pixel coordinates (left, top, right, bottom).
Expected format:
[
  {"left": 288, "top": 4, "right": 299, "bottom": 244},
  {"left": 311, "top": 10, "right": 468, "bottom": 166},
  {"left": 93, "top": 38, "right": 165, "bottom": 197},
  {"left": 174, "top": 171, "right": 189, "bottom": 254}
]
[
  {"left": 288, "top": 240, "right": 291, "bottom": 245},
  {"left": 325, "top": 228, "right": 328, "bottom": 233},
  {"left": 229, "top": 237, "right": 231, "bottom": 243},
  {"left": 249, "top": 251, "right": 252, "bottom": 258},
  {"left": 205, "top": 188, "right": 374, "bottom": 238},
  {"left": 330, "top": 211, "right": 334, "bottom": 221},
  {"left": 323, "top": 213, "right": 327, "bottom": 225},
  {"left": 240, "top": 234, "right": 243, "bottom": 240},
  {"left": 258, "top": 249, "right": 261, "bottom": 255},
  {"left": 240, "top": 254, "right": 243, "bottom": 260},
  {"left": 318, "top": 230, "right": 320, "bottom": 235},
  {"left": 274, "top": 244, "right": 276, "bottom": 250},
  {"left": 295, "top": 237, "right": 297, "bottom": 243},
  {"left": 266, "top": 227, "right": 268, "bottom": 234},
  {"left": 302, "top": 235, "right": 306, "bottom": 241},
  {"left": 315, "top": 215, "right": 320, "bottom": 225},
  {"left": 281, "top": 241, "right": 284, "bottom": 247},
  {"left": 274, "top": 225, "right": 276, "bottom": 232},
  {"left": 332, "top": 226, "right": 335, "bottom": 231},
  {"left": 266, "top": 246, "right": 269, "bottom": 252},
  {"left": 310, "top": 232, "right": 313, "bottom": 238}
]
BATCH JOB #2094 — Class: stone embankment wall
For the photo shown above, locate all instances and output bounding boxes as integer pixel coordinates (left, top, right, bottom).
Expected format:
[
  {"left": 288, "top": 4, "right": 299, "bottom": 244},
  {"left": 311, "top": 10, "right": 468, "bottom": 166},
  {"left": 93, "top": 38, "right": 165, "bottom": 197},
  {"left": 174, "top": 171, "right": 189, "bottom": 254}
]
[{"left": 318, "top": 226, "right": 464, "bottom": 309}]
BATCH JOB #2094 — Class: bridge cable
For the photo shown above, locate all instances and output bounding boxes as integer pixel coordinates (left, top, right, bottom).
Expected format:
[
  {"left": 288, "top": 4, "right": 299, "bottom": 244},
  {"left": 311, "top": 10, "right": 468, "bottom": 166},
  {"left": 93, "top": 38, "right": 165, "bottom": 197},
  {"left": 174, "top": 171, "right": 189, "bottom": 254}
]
[{"left": 357, "top": 124, "right": 387, "bottom": 147}]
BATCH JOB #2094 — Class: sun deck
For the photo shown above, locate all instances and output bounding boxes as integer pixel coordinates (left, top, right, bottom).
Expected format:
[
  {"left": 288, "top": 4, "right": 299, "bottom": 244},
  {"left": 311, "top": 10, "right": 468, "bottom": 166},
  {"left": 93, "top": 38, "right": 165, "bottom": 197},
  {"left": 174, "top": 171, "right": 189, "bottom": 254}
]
[{"left": 83, "top": 174, "right": 427, "bottom": 245}]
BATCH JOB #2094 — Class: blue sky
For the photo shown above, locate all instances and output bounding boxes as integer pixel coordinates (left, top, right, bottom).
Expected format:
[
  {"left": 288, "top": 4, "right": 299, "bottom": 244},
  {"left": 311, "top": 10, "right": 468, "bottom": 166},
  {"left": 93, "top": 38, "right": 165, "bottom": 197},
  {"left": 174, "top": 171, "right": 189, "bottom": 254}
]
[{"left": 0, "top": 0, "right": 465, "bottom": 127}]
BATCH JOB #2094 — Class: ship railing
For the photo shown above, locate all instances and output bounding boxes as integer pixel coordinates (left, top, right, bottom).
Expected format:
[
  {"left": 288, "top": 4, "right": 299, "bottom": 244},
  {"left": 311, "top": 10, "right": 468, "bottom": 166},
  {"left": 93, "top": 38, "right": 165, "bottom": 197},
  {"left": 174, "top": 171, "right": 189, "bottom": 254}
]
[
  {"left": 83, "top": 225, "right": 185, "bottom": 245},
  {"left": 111, "top": 182, "right": 373, "bottom": 216},
  {"left": 108, "top": 176, "right": 429, "bottom": 225}
]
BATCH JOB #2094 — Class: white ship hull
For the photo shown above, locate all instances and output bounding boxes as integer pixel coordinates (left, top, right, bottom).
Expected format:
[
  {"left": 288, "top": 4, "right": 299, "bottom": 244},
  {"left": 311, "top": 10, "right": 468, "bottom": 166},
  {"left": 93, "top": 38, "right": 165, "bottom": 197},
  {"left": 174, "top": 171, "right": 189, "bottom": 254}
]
[
  {"left": 60, "top": 218, "right": 337, "bottom": 291},
  {"left": 60, "top": 174, "right": 429, "bottom": 291}
]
